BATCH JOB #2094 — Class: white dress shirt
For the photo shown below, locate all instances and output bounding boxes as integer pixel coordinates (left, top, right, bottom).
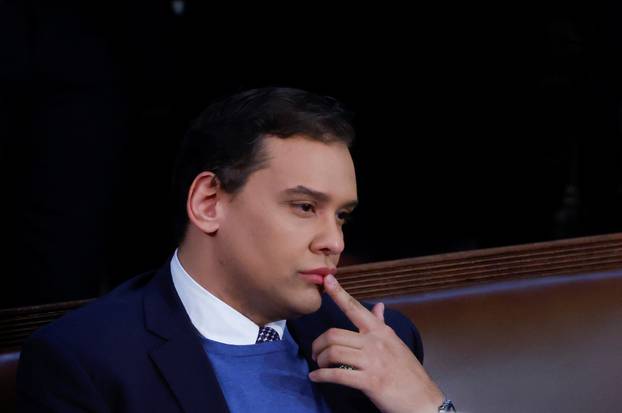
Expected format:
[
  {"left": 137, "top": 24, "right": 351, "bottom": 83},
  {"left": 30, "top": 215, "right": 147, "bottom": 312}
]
[{"left": 170, "top": 249, "right": 286, "bottom": 345}]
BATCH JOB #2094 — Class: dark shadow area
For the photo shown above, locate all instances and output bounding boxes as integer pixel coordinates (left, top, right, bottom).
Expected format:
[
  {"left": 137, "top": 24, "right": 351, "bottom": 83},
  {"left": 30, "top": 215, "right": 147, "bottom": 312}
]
[{"left": 1, "top": 0, "right": 622, "bottom": 307}]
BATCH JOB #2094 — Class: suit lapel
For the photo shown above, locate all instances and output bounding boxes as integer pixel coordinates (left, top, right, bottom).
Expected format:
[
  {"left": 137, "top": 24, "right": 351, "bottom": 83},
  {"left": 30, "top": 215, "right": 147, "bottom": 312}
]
[
  {"left": 141, "top": 264, "right": 379, "bottom": 413},
  {"left": 144, "top": 265, "right": 230, "bottom": 413}
]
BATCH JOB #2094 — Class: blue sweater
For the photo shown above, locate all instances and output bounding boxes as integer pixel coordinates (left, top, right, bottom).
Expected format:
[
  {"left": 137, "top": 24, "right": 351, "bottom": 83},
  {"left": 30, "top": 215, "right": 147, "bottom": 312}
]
[{"left": 201, "top": 328, "right": 332, "bottom": 413}]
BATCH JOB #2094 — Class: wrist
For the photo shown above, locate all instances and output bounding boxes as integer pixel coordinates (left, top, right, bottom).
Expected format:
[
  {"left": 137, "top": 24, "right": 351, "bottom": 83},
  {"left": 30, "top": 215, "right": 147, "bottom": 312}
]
[{"left": 415, "top": 390, "right": 444, "bottom": 413}]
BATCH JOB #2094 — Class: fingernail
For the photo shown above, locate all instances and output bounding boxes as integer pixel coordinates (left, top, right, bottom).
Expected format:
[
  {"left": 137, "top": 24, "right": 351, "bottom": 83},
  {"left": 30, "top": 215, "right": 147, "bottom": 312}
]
[{"left": 325, "top": 274, "right": 337, "bottom": 287}]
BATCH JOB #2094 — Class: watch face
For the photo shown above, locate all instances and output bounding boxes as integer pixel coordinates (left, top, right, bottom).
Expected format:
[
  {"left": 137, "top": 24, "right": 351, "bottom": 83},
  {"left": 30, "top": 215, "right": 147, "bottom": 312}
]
[{"left": 439, "top": 399, "right": 456, "bottom": 412}]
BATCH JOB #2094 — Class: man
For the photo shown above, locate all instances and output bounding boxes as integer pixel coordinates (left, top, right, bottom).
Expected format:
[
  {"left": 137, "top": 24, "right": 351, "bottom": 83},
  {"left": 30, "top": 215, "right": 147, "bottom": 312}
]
[{"left": 17, "top": 87, "right": 454, "bottom": 412}]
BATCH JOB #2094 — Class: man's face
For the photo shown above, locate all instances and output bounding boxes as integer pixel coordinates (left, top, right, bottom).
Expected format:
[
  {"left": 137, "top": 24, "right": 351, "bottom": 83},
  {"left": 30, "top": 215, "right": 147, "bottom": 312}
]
[{"left": 215, "top": 135, "right": 358, "bottom": 324}]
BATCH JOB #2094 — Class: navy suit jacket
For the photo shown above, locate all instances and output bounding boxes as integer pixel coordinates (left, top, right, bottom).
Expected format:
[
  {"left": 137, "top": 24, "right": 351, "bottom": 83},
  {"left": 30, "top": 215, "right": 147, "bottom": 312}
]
[{"left": 17, "top": 264, "right": 424, "bottom": 413}]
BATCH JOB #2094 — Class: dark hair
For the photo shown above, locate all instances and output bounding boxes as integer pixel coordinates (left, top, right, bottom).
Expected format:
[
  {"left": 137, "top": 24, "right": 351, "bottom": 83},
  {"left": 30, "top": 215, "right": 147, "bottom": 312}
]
[{"left": 173, "top": 87, "right": 355, "bottom": 242}]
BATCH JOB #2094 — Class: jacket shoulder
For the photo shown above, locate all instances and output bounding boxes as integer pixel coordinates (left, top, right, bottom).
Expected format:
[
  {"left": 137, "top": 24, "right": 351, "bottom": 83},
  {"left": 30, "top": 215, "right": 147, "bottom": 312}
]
[{"left": 26, "top": 270, "right": 157, "bottom": 356}]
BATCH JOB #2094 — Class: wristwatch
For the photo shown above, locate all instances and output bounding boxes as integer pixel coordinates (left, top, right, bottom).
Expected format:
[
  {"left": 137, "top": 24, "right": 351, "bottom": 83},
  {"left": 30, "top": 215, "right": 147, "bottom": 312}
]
[{"left": 438, "top": 398, "right": 456, "bottom": 412}]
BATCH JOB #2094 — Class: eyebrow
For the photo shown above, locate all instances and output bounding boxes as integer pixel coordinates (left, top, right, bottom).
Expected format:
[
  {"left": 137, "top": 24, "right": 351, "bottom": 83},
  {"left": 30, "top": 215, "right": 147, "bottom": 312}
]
[{"left": 281, "top": 185, "right": 358, "bottom": 210}]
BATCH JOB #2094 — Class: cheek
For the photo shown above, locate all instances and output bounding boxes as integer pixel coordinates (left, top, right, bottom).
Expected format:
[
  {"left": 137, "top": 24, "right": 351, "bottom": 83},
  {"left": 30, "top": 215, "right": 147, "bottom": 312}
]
[
  {"left": 253, "top": 220, "right": 307, "bottom": 261},
  {"left": 224, "top": 200, "right": 316, "bottom": 263},
  {"left": 241, "top": 203, "right": 307, "bottom": 245},
  {"left": 252, "top": 219, "right": 316, "bottom": 276}
]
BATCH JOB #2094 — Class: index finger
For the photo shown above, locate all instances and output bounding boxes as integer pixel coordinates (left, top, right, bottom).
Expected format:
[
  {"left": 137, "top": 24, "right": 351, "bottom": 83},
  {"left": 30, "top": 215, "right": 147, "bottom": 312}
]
[{"left": 324, "top": 274, "right": 381, "bottom": 332}]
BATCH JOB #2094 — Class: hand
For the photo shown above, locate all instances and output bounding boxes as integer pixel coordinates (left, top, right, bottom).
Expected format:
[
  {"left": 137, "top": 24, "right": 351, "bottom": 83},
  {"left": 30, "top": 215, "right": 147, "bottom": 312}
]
[{"left": 309, "top": 274, "right": 444, "bottom": 413}]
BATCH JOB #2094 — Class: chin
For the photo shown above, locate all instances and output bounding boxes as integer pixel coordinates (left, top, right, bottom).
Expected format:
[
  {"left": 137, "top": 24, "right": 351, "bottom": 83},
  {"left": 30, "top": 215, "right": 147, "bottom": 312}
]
[{"left": 289, "top": 288, "right": 323, "bottom": 317}]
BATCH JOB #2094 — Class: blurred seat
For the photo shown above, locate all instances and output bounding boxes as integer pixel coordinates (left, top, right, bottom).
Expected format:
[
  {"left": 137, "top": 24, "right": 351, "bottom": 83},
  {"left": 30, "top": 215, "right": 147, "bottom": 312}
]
[
  {"left": 387, "top": 269, "right": 622, "bottom": 413},
  {"left": 0, "top": 351, "right": 19, "bottom": 412}
]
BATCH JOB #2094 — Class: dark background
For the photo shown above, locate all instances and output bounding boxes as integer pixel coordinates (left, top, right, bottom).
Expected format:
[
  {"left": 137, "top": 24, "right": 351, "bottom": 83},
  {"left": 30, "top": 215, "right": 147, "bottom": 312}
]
[{"left": 2, "top": 0, "right": 622, "bottom": 308}]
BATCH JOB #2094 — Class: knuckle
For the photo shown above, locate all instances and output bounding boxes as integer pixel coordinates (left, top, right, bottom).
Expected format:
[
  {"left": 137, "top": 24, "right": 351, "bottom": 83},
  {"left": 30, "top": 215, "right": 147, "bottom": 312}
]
[
  {"left": 317, "top": 351, "right": 330, "bottom": 368},
  {"left": 375, "top": 324, "right": 396, "bottom": 339},
  {"left": 326, "top": 346, "right": 340, "bottom": 362},
  {"left": 373, "top": 339, "right": 387, "bottom": 352},
  {"left": 326, "top": 328, "right": 340, "bottom": 342}
]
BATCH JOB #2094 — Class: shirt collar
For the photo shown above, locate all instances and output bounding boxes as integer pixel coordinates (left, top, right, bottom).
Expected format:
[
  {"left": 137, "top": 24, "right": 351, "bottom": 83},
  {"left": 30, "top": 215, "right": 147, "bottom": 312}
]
[{"left": 170, "top": 249, "right": 286, "bottom": 345}]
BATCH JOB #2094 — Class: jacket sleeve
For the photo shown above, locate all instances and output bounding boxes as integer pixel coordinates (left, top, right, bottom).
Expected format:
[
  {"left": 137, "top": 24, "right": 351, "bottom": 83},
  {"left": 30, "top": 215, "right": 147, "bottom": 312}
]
[{"left": 17, "top": 331, "right": 110, "bottom": 413}]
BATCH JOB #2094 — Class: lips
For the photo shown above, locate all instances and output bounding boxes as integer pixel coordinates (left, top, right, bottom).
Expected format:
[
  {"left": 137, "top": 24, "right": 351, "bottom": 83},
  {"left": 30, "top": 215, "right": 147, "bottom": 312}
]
[
  {"left": 299, "top": 268, "right": 338, "bottom": 276},
  {"left": 298, "top": 268, "right": 337, "bottom": 286}
]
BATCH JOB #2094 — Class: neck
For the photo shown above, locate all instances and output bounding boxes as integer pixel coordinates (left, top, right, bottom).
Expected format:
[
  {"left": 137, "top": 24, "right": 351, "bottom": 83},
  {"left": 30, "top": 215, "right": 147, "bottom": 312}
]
[{"left": 177, "top": 237, "right": 275, "bottom": 326}]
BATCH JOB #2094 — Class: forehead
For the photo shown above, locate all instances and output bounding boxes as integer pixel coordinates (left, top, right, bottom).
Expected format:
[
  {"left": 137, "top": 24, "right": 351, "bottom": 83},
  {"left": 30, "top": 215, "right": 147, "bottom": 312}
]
[{"left": 250, "top": 135, "right": 357, "bottom": 201}]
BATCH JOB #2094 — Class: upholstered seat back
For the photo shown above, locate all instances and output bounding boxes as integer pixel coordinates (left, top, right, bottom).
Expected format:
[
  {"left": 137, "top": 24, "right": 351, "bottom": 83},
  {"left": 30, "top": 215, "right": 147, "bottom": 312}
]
[{"left": 386, "top": 270, "right": 622, "bottom": 413}]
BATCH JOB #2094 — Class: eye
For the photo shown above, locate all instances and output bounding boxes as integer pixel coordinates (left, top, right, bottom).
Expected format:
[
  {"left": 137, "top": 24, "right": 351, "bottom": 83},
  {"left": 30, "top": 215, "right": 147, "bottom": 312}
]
[
  {"left": 292, "top": 202, "right": 316, "bottom": 215},
  {"left": 337, "top": 211, "right": 353, "bottom": 225}
]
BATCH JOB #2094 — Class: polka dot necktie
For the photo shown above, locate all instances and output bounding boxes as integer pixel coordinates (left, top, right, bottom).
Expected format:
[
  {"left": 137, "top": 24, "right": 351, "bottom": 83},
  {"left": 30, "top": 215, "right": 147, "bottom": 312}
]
[{"left": 256, "top": 326, "right": 280, "bottom": 343}]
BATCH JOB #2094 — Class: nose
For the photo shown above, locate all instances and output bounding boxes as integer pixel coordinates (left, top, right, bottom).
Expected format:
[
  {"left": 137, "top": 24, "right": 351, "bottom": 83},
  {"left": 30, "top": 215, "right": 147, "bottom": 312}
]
[{"left": 310, "top": 215, "right": 345, "bottom": 256}]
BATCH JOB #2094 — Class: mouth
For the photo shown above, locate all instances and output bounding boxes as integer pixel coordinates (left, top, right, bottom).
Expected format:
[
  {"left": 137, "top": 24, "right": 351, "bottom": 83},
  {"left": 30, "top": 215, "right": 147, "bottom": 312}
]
[
  {"left": 297, "top": 273, "right": 325, "bottom": 285},
  {"left": 298, "top": 267, "right": 337, "bottom": 289},
  {"left": 297, "top": 274, "right": 326, "bottom": 294}
]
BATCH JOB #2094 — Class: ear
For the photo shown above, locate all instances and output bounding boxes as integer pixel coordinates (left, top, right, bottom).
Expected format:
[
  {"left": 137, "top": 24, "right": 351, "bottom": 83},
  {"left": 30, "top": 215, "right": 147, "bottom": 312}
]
[{"left": 186, "top": 171, "right": 224, "bottom": 235}]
